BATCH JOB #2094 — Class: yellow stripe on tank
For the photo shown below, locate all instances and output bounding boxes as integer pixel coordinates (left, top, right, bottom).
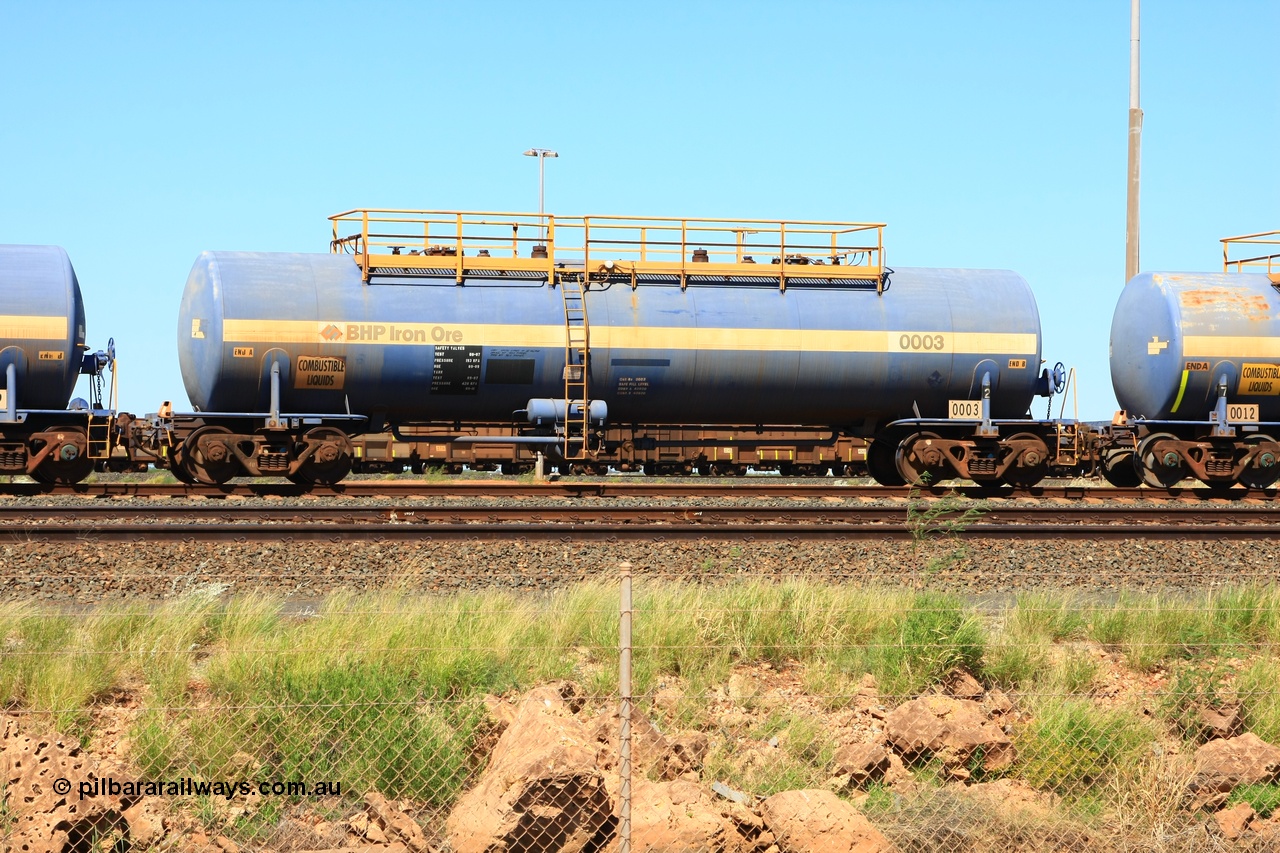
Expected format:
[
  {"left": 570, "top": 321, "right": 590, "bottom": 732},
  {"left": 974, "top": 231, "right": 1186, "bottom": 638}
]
[
  {"left": 0, "top": 315, "right": 68, "bottom": 340},
  {"left": 220, "top": 319, "right": 1037, "bottom": 356},
  {"left": 1183, "top": 336, "right": 1280, "bottom": 359}
]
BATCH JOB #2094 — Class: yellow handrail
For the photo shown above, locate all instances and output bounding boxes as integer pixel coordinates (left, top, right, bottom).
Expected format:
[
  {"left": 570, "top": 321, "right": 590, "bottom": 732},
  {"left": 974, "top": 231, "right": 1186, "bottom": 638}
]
[
  {"left": 328, "top": 208, "right": 887, "bottom": 288},
  {"left": 1222, "top": 230, "right": 1280, "bottom": 275}
]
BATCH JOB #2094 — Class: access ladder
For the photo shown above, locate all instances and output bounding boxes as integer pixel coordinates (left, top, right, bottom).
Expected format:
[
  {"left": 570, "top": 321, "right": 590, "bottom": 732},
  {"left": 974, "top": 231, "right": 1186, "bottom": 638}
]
[{"left": 559, "top": 274, "right": 591, "bottom": 460}]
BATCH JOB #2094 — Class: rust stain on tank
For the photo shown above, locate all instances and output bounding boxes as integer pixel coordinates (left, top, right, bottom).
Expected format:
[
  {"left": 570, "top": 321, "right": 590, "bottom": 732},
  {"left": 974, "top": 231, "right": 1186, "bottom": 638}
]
[{"left": 1177, "top": 287, "right": 1274, "bottom": 321}]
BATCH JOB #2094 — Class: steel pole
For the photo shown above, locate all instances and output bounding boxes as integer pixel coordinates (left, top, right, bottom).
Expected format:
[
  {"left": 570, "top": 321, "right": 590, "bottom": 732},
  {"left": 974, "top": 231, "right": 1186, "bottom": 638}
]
[
  {"left": 619, "top": 561, "right": 633, "bottom": 853},
  {"left": 1125, "top": 0, "right": 1142, "bottom": 284}
]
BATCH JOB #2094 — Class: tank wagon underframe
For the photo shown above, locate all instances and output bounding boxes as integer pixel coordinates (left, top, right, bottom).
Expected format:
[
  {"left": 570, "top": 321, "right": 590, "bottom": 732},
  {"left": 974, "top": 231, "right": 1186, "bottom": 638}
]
[{"left": 348, "top": 424, "right": 870, "bottom": 476}]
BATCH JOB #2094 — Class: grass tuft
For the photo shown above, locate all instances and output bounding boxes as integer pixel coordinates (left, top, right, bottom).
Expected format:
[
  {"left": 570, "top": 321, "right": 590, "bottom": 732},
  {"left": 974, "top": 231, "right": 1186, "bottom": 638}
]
[{"left": 1015, "top": 698, "right": 1156, "bottom": 800}]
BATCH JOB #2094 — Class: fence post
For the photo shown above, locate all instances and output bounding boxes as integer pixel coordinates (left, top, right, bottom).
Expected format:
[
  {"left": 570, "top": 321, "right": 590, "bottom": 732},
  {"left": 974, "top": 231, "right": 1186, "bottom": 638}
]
[{"left": 619, "top": 561, "right": 633, "bottom": 853}]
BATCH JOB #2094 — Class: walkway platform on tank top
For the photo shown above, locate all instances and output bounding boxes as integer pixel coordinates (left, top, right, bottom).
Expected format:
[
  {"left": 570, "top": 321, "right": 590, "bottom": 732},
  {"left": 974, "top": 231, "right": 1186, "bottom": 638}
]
[
  {"left": 1222, "top": 230, "right": 1280, "bottom": 285},
  {"left": 328, "top": 208, "right": 889, "bottom": 292}
]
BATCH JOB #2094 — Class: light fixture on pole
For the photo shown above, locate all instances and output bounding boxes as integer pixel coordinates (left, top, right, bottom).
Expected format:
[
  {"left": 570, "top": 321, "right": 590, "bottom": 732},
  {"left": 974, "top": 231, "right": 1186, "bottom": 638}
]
[{"left": 523, "top": 148, "right": 558, "bottom": 256}]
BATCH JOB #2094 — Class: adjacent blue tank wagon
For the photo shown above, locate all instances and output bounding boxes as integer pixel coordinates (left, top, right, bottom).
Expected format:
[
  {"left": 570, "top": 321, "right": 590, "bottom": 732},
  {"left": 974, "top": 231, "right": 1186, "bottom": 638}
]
[
  {"left": 0, "top": 244, "right": 87, "bottom": 410},
  {"left": 1112, "top": 271, "right": 1280, "bottom": 421},
  {"left": 169, "top": 210, "right": 1055, "bottom": 485},
  {"left": 1104, "top": 232, "right": 1280, "bottom": 489},
  {"left": 0, "top": 244, "right": 116, "bottom": 482}
]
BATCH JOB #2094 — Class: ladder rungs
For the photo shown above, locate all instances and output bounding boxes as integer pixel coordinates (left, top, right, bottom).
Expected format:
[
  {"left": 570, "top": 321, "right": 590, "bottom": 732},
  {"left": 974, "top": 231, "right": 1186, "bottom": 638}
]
[{"left": 561, "top": 275, "right": 591, "bottom": 460}]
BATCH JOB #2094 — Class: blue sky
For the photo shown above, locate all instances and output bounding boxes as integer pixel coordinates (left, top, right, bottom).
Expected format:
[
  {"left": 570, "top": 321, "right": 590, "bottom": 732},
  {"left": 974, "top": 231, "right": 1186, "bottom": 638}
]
[{"left": 2, "top": 0, "right": 1276, "bottom": 419}]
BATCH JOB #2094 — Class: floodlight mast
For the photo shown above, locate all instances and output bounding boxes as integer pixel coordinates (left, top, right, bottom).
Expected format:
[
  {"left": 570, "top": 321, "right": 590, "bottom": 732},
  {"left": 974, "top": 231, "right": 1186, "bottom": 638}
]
[{"left": 1126, "top": 0, "right": 1142, "bottom": 284}]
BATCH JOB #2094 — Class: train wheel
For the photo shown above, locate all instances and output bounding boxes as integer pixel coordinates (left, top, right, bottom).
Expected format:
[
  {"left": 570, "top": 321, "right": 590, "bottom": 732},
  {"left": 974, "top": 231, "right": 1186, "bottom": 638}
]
[
  {"left": 894, "top": 432, "right": 950, "bottom": 486},
  {"left": 176, "top": 426, "right": 239, "bottom": 485},
  {"left": 866, "top": 439, "right": 907, "bottom": 486},
  {"left": 289, "top": 427, "right": 354, "bottom": 486},
  {"left": 1001, "top": 432, "right": 1050, "bottom": 488},
  {"left": 1136, "top": 432, "right": 1187, "bottom": 489},
  {"left": 1239, "top": 434, "right": 1280, "bottom": 490},
  {"left": 30, "top": 429, "right": 94, "bottom": 484},
  {"left": 1100, "top": 448, "right": 1142, "bottom": 488}
]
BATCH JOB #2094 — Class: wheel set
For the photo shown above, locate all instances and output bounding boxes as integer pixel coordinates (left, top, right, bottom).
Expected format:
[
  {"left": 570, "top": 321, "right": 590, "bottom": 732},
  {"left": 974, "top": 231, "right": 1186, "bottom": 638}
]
[
  {"left": 168, "top": 425, "right": 356, "bottom": 486},
  {"left": 873, "top": 430, "right": 1053, "bottom": 489}
]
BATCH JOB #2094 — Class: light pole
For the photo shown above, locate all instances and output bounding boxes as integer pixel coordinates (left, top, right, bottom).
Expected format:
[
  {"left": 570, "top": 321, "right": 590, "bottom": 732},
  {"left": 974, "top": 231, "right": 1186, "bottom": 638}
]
[
  {"left": 1125, "top": 0, "right": 1141, "bottom": 284},
  {"left": 523, "top": 148, "right": 558, "bottom": 250}
]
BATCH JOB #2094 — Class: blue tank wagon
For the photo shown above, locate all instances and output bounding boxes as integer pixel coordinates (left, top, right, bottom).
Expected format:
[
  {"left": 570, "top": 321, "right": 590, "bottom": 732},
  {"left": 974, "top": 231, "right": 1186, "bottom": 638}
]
[
  {"left": 0, "top": 244, "right": 115, "bottom": 483},
  {"left": 169, "top": 210, "right": 1057, "bottom": 485},
  {"left": 1108, "top": 232, "right": 1280, "bottom": 488}
]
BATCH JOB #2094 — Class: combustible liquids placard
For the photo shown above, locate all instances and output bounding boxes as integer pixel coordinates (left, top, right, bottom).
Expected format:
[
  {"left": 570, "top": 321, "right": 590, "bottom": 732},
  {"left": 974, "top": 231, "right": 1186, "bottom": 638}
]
[
  {"left": 1238, "top": 364, "right": 1280, "bottom": 396},
  {"left": 295, "top": 356, "right": 346, "bottom": 390}
]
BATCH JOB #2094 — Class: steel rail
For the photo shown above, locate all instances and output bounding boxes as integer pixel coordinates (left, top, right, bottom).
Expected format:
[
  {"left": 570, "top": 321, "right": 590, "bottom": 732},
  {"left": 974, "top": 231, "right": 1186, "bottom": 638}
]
[
  {"left": 3, "top": 480, "right": 1276, "bottom": 501},
  {"left": 3, "top": 505, "right": 1280, "bottom": 525},
  {"left": 3, "top": 509, "right": 1280, "bottom": 542}
]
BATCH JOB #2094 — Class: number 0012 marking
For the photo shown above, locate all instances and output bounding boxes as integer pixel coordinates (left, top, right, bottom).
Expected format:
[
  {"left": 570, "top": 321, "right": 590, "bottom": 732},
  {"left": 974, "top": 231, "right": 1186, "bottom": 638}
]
[
  {"left": 1227, "top": 403, "right": 1260, "bottom": 423},
  {"left": 949, "top": 400, "right": 983, "bottom": 420}
]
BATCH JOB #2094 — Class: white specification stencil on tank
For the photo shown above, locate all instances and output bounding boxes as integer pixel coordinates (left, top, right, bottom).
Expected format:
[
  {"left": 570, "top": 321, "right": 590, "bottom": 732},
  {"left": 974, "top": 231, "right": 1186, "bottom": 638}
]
[
  {"left": 431, "top": 346, "right": 482, "bottom": 394},
  {"left": 616, "top": 377, "right": 650, "bottom": 396}
]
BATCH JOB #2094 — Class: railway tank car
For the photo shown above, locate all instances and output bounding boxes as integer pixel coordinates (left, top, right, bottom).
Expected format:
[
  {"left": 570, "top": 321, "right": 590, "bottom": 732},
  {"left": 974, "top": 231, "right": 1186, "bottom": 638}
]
[
  {"left": 167, "top": 209, "right": 1056, "bottom": 486},
  {"left": 0, "top": 244, "right": 115, "bottom": 483},
  {"left": 1108, "top": 253, "right": 1280, "bottom": 489}
]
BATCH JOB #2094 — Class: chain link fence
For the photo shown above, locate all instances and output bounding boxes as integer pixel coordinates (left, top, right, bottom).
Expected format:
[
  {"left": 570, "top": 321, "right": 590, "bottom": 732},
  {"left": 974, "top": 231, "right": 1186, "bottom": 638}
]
[{"left": 4, "top": 568, "right": 1280, "bottom": 852}]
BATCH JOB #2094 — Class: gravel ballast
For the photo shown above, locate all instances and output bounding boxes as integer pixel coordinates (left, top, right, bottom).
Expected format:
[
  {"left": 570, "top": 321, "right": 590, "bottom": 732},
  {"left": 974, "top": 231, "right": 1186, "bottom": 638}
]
[{"left": 3, "top": 535, "right": 1276, "bottom": 604}]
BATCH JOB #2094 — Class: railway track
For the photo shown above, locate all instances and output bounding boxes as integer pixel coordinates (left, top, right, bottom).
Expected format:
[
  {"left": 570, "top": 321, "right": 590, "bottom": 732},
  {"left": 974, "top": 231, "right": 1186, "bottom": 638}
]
[
  {"left": 3, "top": 502, "right": 1278, "bottom": 542},
  {"left": 2, "top": 479, "right": 1277, "bottom": 501}
]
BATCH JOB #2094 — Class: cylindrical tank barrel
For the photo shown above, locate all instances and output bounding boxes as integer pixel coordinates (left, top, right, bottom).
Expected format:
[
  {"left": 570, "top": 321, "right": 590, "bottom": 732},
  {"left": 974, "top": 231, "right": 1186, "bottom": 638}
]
[
  {"left": 177, "top": 252, "right": 1043, "bottom": 431},
  {"left": 0, "top": 245, "right": 87, "bottom": 410},
  {"left": 1111, "top": 271, "right": 1280, "bottom": 420}
]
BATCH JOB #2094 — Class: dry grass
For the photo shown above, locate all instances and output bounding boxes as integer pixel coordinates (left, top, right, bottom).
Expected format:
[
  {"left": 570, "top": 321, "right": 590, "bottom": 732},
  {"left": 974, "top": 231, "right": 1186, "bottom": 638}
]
[{"left": 4, "top": 581, "right": 1280, "bottom": 848}]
